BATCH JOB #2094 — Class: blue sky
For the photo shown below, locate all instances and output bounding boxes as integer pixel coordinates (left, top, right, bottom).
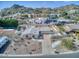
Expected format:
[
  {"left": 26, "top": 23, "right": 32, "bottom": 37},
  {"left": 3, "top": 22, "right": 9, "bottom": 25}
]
[{"left": 0, "top": 1, "right": 79, "bottom": 9}]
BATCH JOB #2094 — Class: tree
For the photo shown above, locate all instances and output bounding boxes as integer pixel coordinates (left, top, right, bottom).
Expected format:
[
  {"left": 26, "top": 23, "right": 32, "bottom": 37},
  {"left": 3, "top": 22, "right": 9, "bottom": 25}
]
[
  {"left": 61, "top": 11, "right": 68, "bottom": 17},
  {"left": 0, "top": 18, "right": 18, "bottom": 28}
]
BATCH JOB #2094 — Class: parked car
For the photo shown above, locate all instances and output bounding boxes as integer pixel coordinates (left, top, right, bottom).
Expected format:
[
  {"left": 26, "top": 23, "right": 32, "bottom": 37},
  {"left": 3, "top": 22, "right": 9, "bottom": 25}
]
[{"left": 0, "top": 36, "right": 9, "bottom": 49}]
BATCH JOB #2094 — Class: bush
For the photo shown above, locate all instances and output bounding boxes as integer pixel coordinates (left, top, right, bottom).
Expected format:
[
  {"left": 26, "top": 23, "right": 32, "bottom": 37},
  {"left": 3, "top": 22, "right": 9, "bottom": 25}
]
[
  {"left": 62, "top": 39, "right": 73, "bottom": 50},
  {"left": 58, "top": 25, "right": 65, "bottom": 31}
]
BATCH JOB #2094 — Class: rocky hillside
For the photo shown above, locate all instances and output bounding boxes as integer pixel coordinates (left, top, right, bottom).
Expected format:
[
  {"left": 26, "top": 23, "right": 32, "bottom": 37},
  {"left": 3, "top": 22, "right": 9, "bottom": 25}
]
[{"left": 0, "top": 4, "right": 79, "bottom": 17}]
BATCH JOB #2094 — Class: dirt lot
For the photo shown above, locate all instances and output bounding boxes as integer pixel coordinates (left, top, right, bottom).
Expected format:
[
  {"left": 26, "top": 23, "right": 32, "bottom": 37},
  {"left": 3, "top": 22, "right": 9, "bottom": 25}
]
[{"left": 4, "top": 38, "right": 42, "bottom": 55}]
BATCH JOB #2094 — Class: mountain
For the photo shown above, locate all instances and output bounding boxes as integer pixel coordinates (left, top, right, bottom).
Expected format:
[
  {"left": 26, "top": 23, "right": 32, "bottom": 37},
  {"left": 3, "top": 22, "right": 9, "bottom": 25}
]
[
  {"left": 0, "top": 4, "right": 34, "bottom": 16},
  {"left": 0, "top": 4, "right": 79, "bottom": 17},
  {"left": 11, "top": 4, "right": 26, "bottom": 9}
]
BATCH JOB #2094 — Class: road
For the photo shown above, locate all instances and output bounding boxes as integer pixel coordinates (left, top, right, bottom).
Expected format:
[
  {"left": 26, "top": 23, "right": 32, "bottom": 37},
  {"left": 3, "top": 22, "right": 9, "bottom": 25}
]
[
  {"left": 1, "top": 52, "right": 79, "bottom": 58},
  {"left": 30, "top": 52, "right": 79, "bottom": 58}
]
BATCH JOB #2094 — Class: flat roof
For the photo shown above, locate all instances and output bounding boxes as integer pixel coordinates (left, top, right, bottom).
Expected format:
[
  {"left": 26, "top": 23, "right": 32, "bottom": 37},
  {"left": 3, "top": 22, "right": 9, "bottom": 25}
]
[{"left": 66, "top": 24, "right": 79, "bottom": 30}]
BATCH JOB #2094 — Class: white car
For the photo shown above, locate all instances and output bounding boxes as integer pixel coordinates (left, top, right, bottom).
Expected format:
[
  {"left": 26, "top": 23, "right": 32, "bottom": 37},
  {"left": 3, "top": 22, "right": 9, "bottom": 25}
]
[{"left": 0, "top": 36, "right": 9, "bottom": 49}]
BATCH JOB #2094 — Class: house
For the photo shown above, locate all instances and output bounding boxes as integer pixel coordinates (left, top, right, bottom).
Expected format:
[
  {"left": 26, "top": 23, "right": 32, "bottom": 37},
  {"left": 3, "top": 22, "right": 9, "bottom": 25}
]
[
  {"left": 33, "top": 18, "right": 47, "bottom": 24},
  {"left": 48, "top": 14, "right": 61, "bottom": 19},
  {"left": 20, "top": 25, "right": 57, "bottom": 39},
  {"left": 68, "top": 9, "right": 79, "bottom": 14},
  {"left": 66, "top": 24, "right": 79, "bottom": 31},
  {"left": 21, "top": 26, "right": 40, "bottom": 39},
  {"left": 64, "top": 24, "right": 79, "bottom": 35}
]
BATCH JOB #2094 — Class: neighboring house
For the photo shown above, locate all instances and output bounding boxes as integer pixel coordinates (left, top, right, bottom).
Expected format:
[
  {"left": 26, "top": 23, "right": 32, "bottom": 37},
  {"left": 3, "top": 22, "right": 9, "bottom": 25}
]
[
  {"left": 68, "top": 10, "right": 76, "bottom": 14},
  {"left": 20, "top": 25, "right": 56, "bottom": 39},
  {"left": 21, "top": 26, "right": 40, "bottom": 39},
  {"left": 65, "top": 24, "right": 79, "bottom": 33},
  {"left": 68, "top": 9, "right": 79, "bottom": 14},
  {"left": 34, "top": 18, "right": 47, "bottom": 24},
  {"left": 49, "top": 19, "right": 75, "bottom": 25},
  {"left": 48, "top": 14, "right": 61, "bottom": 19}
]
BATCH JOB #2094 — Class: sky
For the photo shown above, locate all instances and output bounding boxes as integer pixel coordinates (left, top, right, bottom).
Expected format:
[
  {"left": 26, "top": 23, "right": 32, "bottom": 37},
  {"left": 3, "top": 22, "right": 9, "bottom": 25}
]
[{"left": 0, "top": 1, "right": 79, "bottom": 9}]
